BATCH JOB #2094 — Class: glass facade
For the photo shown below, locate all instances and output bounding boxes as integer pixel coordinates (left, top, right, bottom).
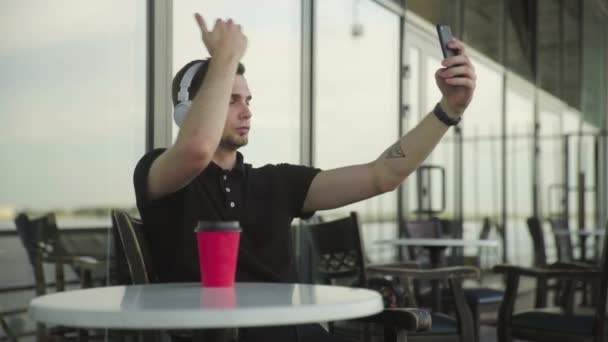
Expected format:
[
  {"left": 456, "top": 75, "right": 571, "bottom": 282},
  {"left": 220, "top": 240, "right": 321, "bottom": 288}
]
[
  {"left": 408, "top": 0, "right": 462, "bottom": 36},
  {"left": 1, "top": 1, "right": 146, "bottom": 217},
  {"left": 172, "top": 0, "right": 302, "bottom": 166},
  {"left": 1, "top": 0, "right": 146, "bottom": 338},
  {"left": 460, "top": 59, "right": 504, "bottom": 249},
  {"left": 504, "top": 73, "right": 535, "bottom": 264},
  {"left": 562, "top": 1, "right": 582, "bottom": 109},
  {"left": 314, "top": 0, "right": 400, "bottom": 261},
  {"left": 582, "top": 0, "right": 608, "bottom": 128},
  {"left": 463, "top": 0, "right": 502, "bottom": 62},
  {"left": 537, "top": 0, "right": 561, "bottom": 96},
  {"left": 407, "top": 0, "right": 608, "bottom": 265},
  {"left": 2, "top": 0, "right": 608, "bottom": 340}
]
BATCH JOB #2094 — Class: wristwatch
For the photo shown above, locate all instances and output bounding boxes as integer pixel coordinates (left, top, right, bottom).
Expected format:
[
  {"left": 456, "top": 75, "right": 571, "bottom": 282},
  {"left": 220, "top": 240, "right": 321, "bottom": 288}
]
[{"left": 433, "top": 102, "right": 461, "bottom": 126}]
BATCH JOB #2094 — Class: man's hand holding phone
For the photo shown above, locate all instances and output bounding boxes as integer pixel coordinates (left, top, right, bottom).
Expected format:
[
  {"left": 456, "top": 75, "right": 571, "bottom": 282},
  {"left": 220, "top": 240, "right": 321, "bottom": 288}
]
[{"left": 435, "top": 24, "right": 476, "bottom": 118}]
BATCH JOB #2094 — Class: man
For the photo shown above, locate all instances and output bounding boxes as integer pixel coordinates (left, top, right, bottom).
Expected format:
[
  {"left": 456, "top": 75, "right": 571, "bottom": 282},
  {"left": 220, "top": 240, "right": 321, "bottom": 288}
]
[{"left": 134, "top": 13, "right": 476, "bottom": 342}]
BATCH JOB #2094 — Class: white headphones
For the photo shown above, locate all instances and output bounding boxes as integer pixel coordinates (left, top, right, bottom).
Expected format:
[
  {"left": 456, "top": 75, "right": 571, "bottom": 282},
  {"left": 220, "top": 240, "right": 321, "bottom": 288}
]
[{"left": 173, "top": 61, "right": 203, "bottom": 127}]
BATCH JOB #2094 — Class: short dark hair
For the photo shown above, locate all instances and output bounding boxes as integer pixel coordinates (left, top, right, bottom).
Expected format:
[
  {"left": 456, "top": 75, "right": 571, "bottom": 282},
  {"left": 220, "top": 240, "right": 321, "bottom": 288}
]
[{"left": 172, "top": 58, "right": 246, "bottom": 105}]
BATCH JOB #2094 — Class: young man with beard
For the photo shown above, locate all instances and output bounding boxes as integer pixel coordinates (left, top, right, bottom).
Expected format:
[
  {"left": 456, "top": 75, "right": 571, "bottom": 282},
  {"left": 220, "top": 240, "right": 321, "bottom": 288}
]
[{"left": 134, "top": 13, "right": 476, "bottom": 342}]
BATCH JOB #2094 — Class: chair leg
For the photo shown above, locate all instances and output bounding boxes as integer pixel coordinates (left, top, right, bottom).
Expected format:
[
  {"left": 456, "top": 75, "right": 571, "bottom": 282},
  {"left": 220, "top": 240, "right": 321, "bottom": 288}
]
[
  {"left": 383, "top": 324, "right": 397, "bottom": 342},
  {"left": 470, "top": 303, "right": 480, "bottom": 342},
  {"left": 497, "top": 321, "right": 512, "bottom": 342},
  {"left": 55, "top": 262, "right": 65, "bottom": 292},
  {"left": 535, "top": 276, "right": 548, "bottom": 308},
  {"left": 396, "top": 330, "right": 408, "bottom": 342},
  {"left": 78, "top": 328, "right": 90, "bottom": 342},
  {"left": 81, "top": 269, "right": 93, "bottom": 289},
  {"left": 0, "top": 314, "right": 19, "bottom": 342},
  {"left": 36, "top": 322, "right": 47, "bottom": 342}
]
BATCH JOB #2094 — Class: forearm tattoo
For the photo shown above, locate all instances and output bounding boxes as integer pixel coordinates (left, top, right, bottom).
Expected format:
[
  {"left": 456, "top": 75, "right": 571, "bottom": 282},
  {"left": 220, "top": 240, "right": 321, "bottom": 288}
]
[{"left": 383, "top": 140, "right": 406, "bottom": 159}]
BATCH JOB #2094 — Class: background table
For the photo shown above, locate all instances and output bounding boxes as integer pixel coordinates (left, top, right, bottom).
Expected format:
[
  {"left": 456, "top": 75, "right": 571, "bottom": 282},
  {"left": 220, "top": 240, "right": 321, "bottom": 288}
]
[
  {"left": 29, "top": 282, "right": 383, "bottom": 330},
  {"left": 553, "top": 229, "right": 605, "bottom": 261},
  {"left": 375, "top": 238, "right": 500, "bottom": 267}
]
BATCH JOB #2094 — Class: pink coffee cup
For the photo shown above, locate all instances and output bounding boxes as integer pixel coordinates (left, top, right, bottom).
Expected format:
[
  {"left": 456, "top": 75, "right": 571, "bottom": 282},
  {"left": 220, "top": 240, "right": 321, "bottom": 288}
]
[{"left": 195, "top": 221, "right": 241, "bottom": 287}]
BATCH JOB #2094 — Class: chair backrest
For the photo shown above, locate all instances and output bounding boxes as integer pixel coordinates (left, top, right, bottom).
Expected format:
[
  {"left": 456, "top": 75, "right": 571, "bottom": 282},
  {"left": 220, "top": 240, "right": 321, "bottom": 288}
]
[
  {"left": 14, "top": 213, "right": 64, "bottom": 295},
  {"left": 548, "top": 217, "right": 574, "bottom": 262},
  {"left": 14, "top": 213, "right": 67, "bottom": 264},
  {"left": 479, "top": 217, "right": 492, "bottom": 240},
  {"left": 111, "top": 209, "right": 157, "bottom": 285},
  {"left": 302, "top": 212, "right": 367, "bottom": 287},
  {"left": 526, "top": 217, "right": 548, "bottom": 266},
  {"left": 403, "top": 219, "right": 443, "bottom": 264}
]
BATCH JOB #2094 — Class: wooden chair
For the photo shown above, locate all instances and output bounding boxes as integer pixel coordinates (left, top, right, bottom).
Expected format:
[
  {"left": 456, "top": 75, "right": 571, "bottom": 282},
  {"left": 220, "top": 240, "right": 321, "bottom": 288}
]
[
  {"left": 527, "top": 217, "right": 598, "bottom": 311},
  {"left": 527, "top": 216, "right": 570, "bottom": 308},
  {"left": 14, "top": 212, "right": 107, "bottom": 342},
  {"left": 111, "top": 209, "right": 156, "bottom": 285},
  {"left": 0, "top": 298, "right": 27, "bottom": 342},
  {"left": 304, "top": 212, "right": 476, "bottom": 342},
  {"left": 494, "top": 221, "right": 608, "bottom": 342}
]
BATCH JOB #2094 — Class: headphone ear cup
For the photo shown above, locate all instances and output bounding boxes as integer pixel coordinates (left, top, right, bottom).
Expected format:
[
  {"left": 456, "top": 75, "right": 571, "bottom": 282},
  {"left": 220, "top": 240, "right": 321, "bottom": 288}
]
[{"left": 173, "top": 101, "right": 192, "bottom": 127}]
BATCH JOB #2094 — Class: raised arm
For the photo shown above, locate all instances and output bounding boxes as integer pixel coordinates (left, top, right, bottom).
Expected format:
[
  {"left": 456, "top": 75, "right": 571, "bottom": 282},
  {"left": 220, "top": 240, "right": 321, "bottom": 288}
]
[
  {"left": 146, "top": 14, "right": 247, "bottom": 201},
  {"left": 302, "top": 40, "right": 475, "bottom": 212}
]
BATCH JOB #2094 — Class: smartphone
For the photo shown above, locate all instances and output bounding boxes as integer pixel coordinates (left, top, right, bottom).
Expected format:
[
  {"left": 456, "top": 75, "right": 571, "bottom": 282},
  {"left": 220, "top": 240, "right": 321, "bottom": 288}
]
[{"left": 436, "top": 24, "right": 457, "bottom": 58}]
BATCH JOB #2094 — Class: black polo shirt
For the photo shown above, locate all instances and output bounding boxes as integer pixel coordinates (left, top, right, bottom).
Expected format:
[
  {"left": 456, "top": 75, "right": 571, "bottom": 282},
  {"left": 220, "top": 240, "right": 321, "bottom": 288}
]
[{"left": 133, "top": 149, "right": 321, "bottom": 283}]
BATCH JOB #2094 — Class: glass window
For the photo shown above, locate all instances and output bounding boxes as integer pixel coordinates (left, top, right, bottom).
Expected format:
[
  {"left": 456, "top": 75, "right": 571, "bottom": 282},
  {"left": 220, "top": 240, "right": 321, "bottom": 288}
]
[
  {"left": 314, "top": 0, "right": 400, "bottom": 262},
  {"left": 463, "top": 0, "right": 502, "bottom": 62},
  {"left": 505, "top": 73, "right": 535, "bottom": 265},
  {"left": 505, "top": 0, "right": 534, "bottom": 81},
  {"left": 0, "top": 0, "right": 146, "bottom": 336},
  {"left": 406, "top": 23, "right": 459, "bottom": 228},
  {"left": 1, "top": 2, "right": 146, "bottom": 215},
  {"left": 460, "top": 59, "right": 504, "bottom": 243},
  {"left": 565, "top": 125, "right": 600, "bottom": 234},
  {"left": 408, "top": 0, "right": 463, "bottom": 37},
  {"left": 562, "top": 1, "right": 581, "bottom": 109},
  {"left": 581, "top": 1, "right": 607, "bottom": 129},
  {"left": 172, "top": 0, "right": 301, "bottom": 166},
  {"left": 422, "top": 54, "right": 457, "bottom": 218},
  {"left": 537, "top": 94, "right": 564, "bottom": 220},
  {"left": 538, "top": 0, "right": 561, "bottom": 96}
]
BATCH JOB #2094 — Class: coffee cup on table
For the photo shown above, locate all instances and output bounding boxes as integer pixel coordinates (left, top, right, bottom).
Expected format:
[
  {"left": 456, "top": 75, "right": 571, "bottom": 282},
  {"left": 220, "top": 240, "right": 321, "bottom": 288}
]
[{"left": 194, "top": 221, "right": 241, "bottom": 287}]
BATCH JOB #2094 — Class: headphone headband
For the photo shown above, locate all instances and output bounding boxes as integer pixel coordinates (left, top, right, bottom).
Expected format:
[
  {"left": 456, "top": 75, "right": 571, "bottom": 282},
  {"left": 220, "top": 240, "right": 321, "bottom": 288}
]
[{"left": 177, "top": 61, "right": 203, "bottom": 103}]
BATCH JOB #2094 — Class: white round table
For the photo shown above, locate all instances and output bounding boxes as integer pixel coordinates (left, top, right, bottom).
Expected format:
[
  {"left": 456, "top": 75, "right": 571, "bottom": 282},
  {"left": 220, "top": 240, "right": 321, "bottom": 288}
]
[{"left": 29, "top": 282, "right": 383, "bottom": 330}]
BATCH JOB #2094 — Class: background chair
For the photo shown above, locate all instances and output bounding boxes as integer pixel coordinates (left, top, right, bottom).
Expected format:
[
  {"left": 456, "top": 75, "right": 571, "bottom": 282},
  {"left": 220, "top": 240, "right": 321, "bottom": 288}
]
[
  {"left": 549, "top": 217, "right": 602, "bottom": 307},
  {"left": 528, "top": 217, "right": 597, "bottom": 311},
  {"left": 14, "top": 212, "right": 108, "bottom": 342},
  {"left": 462, "top": 217, "right": 502, "bottom": 276},
  {"left": 0, "top": 294, "right": 28, "bottom": 342},
  {"left": 494, "top": 221, "right": 608, "bottom": 342},
  {"left": 402, "top": 218, "right": 504, "bottom": 342},
  {"left": 111, "top": 209, "right": 157, "bottom": 285},
  {"left": 527, "top": 216, "right": 570, "bottom": 309},
  {"left": 303, "top": 212, "right": 477, "bottom": 342}
]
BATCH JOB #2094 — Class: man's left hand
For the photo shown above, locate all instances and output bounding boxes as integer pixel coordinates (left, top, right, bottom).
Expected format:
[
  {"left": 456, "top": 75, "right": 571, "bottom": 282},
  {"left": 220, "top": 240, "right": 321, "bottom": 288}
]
[{"left": 435, "top": 39, "right": 476, "bottom": 117}]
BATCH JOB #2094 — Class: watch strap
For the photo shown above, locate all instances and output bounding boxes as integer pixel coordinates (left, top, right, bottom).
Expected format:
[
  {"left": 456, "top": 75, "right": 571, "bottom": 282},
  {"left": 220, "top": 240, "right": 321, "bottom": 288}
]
[{"left": 433, "top": 102, "right": 461, "bottom": 126}]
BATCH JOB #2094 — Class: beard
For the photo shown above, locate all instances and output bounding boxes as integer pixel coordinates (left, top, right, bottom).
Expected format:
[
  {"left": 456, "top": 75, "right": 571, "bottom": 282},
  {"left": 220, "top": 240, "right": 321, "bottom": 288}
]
[{"left": 219, "top": 134, "right": 248, "bottom": 151}]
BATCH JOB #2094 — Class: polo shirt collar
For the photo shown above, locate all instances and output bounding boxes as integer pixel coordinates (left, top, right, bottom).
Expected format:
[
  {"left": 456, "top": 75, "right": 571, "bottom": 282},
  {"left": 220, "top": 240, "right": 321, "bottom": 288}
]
[
  {"left": 233, "top": 152, "right": 245, "bottom": 175},
  {"left": 206, "top": 152, "right": 246, "bottom": 176}
]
